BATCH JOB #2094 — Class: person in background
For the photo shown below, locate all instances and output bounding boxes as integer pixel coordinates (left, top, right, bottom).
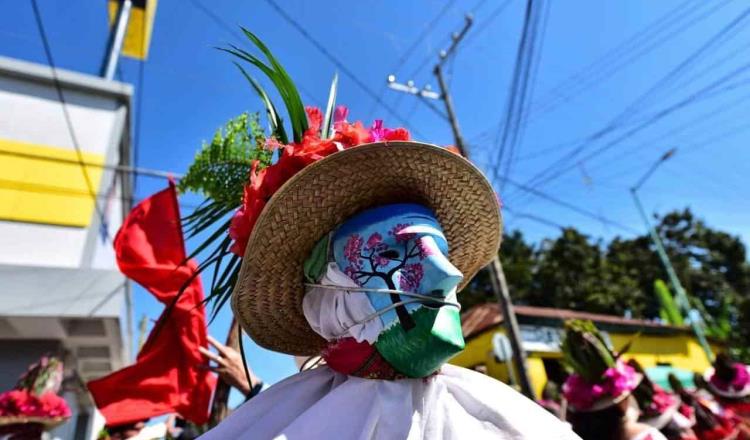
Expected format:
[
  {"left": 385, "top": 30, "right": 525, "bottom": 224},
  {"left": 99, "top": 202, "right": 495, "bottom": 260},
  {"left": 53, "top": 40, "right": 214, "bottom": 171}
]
[
  {"left": 669, "top": 373, "right": 749, "bottom": 440},
  {"left": 627, "top": 359, "right": 697, "bottom": 440},
  {"left": 539, "top": 381, "right": 565, "bottom": 419},
  {"left": 704, "top": 353, "right": 750, "bottom": 424},
  {"left": 199, "top": 335, "right": 264, "bottom": 399},
  {"left": 562, "top": 320, "right": 667, "bottom": 440}
]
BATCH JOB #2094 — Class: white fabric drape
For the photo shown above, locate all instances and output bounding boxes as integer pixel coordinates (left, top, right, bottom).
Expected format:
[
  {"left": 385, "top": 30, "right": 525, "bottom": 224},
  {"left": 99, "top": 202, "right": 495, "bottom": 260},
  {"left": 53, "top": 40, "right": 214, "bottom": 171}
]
[
  {"left": 201, "top": 364, "right": 580, "bottom": 440},
  {"left": 302, "top": 263, "right": 383, "bottom": 344}
]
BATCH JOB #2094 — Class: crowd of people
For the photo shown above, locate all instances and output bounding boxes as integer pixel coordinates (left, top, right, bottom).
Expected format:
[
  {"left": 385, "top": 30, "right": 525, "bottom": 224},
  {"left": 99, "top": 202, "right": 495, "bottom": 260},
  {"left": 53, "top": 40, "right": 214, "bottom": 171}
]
[{"left": 536, "top": 320, "right": 750, "bottom": 440}]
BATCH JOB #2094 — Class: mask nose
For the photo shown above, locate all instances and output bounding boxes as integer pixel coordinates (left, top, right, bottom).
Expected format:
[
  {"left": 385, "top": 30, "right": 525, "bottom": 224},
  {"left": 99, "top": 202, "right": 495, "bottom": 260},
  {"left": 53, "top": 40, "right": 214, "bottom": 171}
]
[{"left": 423, "top": 247, "right": 463, "bottom": 298}]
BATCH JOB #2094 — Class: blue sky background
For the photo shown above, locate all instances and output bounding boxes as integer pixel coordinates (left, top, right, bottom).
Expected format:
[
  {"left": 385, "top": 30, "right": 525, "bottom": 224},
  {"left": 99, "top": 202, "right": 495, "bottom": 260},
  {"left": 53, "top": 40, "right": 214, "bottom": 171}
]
[{"left": 2, "top": 0, "right": 749, "bottom": 395}]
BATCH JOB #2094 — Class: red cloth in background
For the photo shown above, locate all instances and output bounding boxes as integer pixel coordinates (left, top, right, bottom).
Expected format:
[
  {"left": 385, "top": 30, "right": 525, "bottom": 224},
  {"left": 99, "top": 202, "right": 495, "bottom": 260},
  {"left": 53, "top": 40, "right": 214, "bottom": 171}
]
[{"left": 87, "top": 183, "right": 216, "bottom": 426}]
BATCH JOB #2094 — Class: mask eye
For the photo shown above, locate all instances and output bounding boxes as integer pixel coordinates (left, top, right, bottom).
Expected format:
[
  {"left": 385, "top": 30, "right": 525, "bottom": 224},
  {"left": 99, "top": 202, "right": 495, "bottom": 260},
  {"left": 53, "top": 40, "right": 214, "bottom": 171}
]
[{"left": 379, "top": 250, "right": 400, "bottom": 260}]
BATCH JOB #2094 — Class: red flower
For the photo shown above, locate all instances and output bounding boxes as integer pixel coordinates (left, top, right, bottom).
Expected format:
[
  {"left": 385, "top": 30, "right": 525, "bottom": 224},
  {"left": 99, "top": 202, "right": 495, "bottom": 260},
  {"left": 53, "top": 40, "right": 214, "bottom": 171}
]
[
  {"left": 305, "top": 106, "right": 323, "bottom": 137},
  {"left": 333, "top": 121, "right": 371, "bottom": 147},
  {"left": 227, "top": 106, "right": 411, "bottom": 256},
  {"left": 384, "top": 127, "right": 410, "bottom": 141}
]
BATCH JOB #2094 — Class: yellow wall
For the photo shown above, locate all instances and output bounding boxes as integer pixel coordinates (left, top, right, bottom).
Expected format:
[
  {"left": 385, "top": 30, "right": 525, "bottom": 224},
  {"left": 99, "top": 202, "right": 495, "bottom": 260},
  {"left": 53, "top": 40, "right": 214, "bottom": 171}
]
[
  {"left": 452, "top": 326, "right": 719, "bottom": 397},
  {"left": 0, "top": 139, "right": 104, "bottom": 227}
]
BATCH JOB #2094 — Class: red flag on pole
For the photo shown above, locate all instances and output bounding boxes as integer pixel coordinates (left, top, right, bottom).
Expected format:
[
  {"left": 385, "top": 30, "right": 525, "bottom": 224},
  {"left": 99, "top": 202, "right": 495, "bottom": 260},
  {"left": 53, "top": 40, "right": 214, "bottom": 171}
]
[{"left": 87, "top": 182, "right": 216, "bottom": 426}]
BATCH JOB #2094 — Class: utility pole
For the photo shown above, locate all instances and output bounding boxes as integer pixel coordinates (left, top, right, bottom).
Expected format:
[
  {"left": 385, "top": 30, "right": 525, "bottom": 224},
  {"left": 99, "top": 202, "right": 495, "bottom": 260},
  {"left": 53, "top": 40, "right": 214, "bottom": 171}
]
[
  {"left": 630, "top": 149, "right": 713, "bottom": 362},
  {"left": 386, "top": 14, "right": 536, "bottom": 399},
  {"left": 101, "top": 0, "right": 133, "bottom": 80}
]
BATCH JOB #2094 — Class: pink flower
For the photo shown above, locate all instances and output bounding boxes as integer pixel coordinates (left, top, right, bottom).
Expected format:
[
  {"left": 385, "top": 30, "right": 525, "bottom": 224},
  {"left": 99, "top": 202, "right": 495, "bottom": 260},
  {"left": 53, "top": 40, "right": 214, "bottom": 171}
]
[
  {"left": 732, "top": 364, "right": 750, "bottom": 390},
  {"left": 305, "top": 106, "right": 323, "bottom": 136},
  {"left": 226, "top": 105, "right": 411, "bottom": 256},
  {"left": 563, "top": 362, "right": 639, "bottom": 411},
  {"left": 343, "top": 234, "right": 363, "bottom": 263},
  {"left": 648, "top": 386, "right": 676, "bottom": 413},
  {"left": 399, "top": 263, "right": 424, "bottom": 292},
  {"left": 417, "top": 237, "right": 436, "bottom": 259},
  {"left": 365, "top": 233, "right": 383, "bottom": 250},
  {"left": 711, "top": 363, "right": 750, "bottom": 392},
  {"left": 389, "top": 223, "right": 415, "bottom": 243},
  {"left": 0, "top": 389, "right": 70, "bottom": 418},
  {"left": 368, "top": 120, "right": 411, "bottom": 142},
  {"left": 369, "top": 120, "right": 389, "bottom": 142},
  {"left": 334, "top": 105, "right": 349, "bottom": 125}
]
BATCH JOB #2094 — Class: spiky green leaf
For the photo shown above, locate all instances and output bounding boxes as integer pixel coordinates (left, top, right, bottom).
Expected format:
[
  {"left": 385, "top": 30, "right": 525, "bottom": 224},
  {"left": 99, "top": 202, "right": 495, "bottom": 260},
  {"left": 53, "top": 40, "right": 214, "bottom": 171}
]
[{"left": 321, "top": 73, "right": 338, "bottom": 139}]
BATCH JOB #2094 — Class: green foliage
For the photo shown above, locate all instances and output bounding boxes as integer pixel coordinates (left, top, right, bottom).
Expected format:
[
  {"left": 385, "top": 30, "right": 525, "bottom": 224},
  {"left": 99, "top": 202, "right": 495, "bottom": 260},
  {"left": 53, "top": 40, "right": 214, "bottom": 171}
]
[
  {"left": 178, "top": 29, "right": 312, "bottom": 319},
  {"left": 221, "top": 27, "right": 308, "bottom": 143},
  {"left": 654, "top": 279, "right": 683, "bottom": 325},
  {"left": 321, "top": 73, "right": 338, "bottom": 139},
  {"left": 459, "top": 208, "right": 750, "bottom": 363},
  {"left": 178, "top": 113, "right": 270, "bottom": 210},
  {"left": 561, "top": 320, "right": 615, "bottom": 382}
]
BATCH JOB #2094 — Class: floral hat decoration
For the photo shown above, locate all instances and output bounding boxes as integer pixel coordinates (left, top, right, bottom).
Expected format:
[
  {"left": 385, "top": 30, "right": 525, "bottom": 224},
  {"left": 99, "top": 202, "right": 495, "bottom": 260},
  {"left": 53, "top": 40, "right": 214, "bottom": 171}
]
[
  {"left": 179, "top": 29, "right": 501, "bottom": 355},
  {"left": 561, "top": 320, "right": 642, "bottom": 412},
  {"left": 0, "top": 356, "right": 71, "bottom": 432},
  {"left": 704, "top": 353, "right": 750, "bottom": 399},
  {"left": 627, "top": 359, "right": 681, "bottom": 429}
]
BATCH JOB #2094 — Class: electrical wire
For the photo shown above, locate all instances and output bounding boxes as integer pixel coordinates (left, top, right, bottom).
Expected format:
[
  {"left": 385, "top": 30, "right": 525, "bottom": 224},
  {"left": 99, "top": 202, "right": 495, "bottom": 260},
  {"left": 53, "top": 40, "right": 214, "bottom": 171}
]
[
  {"left": 490, "top": 0, "right": 548, "bottom": 191},
  {"left": 516, "top": 6, "right": 750, "bottom": 197},
  {"left": 471, "top": 0, "right": 726, "bottom": 146},
  {"left": 527, "top": 0, "right": 730, "bottom": 121},
  {"left": 525, "top": 59, "right": 750, "bottom": 196},
  {"left": 498, "top": 176, "right": 639, "bottom": 234},
  {"left": 259, "top": 0, "right": 427, "bottom": 138},
  {"left": 186, "top": 0, "right": 322, "bottom": 108},
  {"left": 30, "top": 0, "right": 112, "bottom": 242},
  {"left": 498, "top": 0, "right": 550, "bottom": 188},
  {"left": 366, "top": 0, "right": 456, "bottom": 120}
]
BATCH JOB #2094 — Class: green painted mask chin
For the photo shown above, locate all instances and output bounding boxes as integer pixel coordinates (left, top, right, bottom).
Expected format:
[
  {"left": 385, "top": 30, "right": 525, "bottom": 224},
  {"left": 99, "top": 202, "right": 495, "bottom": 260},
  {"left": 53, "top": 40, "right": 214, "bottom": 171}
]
[
  {"left": 375, "top": 305, "right": 465, "bottom": 378},
  {"left": 324, "top": 203, "right": 466, "bottom": 378}
]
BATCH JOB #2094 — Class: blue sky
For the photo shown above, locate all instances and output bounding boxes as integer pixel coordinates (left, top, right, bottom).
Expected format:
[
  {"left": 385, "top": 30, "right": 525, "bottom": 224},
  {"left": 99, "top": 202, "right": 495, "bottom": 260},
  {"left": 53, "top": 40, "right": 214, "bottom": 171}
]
[{"left": 2, "top": 0, "right": 749, "bottom": 391}]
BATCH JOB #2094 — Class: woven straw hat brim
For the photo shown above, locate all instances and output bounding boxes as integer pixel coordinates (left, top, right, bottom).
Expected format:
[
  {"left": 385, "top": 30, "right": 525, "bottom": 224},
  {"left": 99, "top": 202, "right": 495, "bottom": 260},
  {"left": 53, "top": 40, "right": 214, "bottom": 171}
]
[
  {"left": 569, "top": 373, "right": 643, "bottom": 413},
  {"left": 231, "top": 141, "right": 502, "bottom": 355},
  {"left": 641, "top": 400, "right": 680, "bottom": 429},
  {"left": 704, "top": 367, "right": 750, "bottom": 399}
]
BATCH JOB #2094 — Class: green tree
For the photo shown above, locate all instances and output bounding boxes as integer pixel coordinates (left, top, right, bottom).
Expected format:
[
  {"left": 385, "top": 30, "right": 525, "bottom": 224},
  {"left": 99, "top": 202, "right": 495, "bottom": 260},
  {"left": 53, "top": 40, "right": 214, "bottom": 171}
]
[
  {"left": 531, "top": 228, "right": 643, "bottom": 315},
  {"left": 458, "top": 230, "right": 535, "bottom": 311}
]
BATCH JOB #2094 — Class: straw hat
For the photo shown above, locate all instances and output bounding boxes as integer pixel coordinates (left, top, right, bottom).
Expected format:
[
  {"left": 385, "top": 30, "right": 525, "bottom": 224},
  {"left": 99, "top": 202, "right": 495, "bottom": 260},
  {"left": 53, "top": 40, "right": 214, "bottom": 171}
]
[
  {"left": 231, "top": 141, "right": 502, "bottom": 355},
  {"left": 569, "top": 373, "right": 644, "bottom": 413},
  {"left": 704, "top": 366, "right": 750, "bottom": 399}
]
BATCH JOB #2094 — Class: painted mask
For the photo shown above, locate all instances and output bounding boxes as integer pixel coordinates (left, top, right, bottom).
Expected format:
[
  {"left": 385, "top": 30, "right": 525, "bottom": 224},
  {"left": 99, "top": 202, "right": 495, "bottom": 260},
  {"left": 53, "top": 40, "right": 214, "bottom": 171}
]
[{"left": 329, "top": 203, "right": 465, "bottom": 377}]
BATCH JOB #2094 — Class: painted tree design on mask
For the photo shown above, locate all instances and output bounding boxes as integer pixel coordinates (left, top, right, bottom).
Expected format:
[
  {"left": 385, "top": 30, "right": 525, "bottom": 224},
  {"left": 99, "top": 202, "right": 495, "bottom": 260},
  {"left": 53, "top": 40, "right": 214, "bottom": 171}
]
[{"left": 342, "top": 224, "right": 433, "bottom": 331}]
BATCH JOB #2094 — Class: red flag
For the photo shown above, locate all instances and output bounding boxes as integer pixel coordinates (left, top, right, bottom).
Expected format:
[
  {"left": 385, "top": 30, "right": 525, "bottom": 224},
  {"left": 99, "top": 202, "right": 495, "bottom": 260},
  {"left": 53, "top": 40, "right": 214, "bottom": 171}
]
[{"left": 87, "top": 183, "right": 216, "bottom": 426}]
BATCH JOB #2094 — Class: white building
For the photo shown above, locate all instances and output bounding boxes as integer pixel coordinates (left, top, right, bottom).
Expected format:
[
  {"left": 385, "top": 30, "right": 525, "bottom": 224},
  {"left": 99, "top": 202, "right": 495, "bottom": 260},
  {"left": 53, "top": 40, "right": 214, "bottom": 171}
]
[{"left": 0, "top": 55, "right": 132, "bottom": 439}]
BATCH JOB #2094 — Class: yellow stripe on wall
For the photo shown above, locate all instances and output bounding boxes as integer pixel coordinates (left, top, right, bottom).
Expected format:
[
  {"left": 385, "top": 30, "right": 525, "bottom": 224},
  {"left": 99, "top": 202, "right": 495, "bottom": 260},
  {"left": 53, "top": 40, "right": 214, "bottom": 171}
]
[{"left": 0, "top": 139, "right": 105, "bottom": 227}]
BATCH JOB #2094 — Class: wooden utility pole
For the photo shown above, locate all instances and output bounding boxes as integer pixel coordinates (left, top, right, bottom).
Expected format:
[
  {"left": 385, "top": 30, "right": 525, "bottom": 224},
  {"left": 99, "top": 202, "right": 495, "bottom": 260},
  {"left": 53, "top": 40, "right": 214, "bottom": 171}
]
[
  {"left": 387, "top": 14, "right": 536, "bottom": 400},
  {"left": 208, "top": 318, "right": 240, "bottom": 426}
]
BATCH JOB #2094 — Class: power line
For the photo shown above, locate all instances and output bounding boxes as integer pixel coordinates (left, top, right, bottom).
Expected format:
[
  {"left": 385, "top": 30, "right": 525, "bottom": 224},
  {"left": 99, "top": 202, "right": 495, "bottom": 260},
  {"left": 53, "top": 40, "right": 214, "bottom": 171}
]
[
  {"left": 30, "top": 0, "right": 112, "bottom": 242},
  {"left": 186, "top": 0, "right": 322, "bottom": 108},
  {"left": 517, "top": 6, "right": 750, "bottom": 196},
  {"left": 0, "top": 148, "right": 182, "bottom": 180},
  {"left": 259, "top": 0, "right": 427, "bottom": 139},
  {"left": 490, "top": 0, "right": 549, "bottom": 191},
  {"left": 0, "top": 177, "right": 200, "bottom": 213},
  {"left": 500, "top": 176, "right": 639, "bottom": 234},
  {"left": 366, "top": 1, "right": 456, "bottom": 120},
  {"left": 525, "top": 58, "right": 750, "bottom": 196},
  {"left": 526, "top": 0, "right": 730, "bottom": 122},
  {"left": 504, "top": 206, "right": 565, "bottom": 231},
  {"left": 472, "top": 0, "right": 728, "bottom": 146}
]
